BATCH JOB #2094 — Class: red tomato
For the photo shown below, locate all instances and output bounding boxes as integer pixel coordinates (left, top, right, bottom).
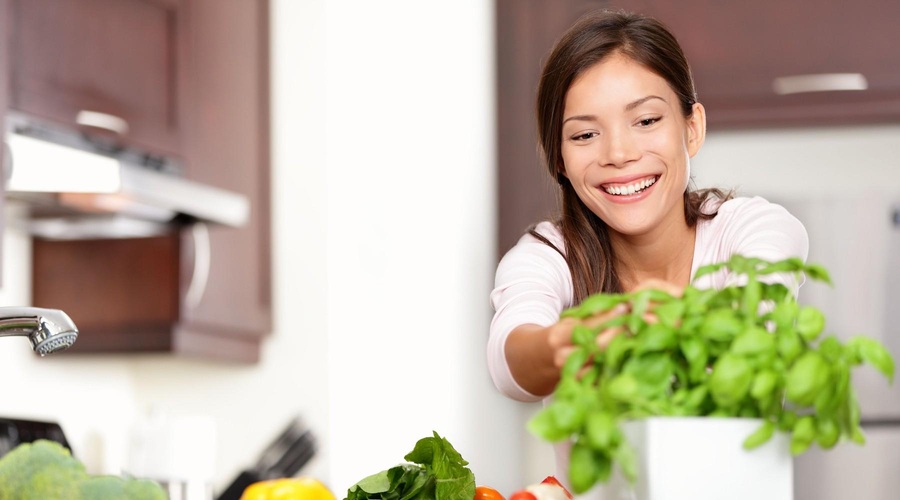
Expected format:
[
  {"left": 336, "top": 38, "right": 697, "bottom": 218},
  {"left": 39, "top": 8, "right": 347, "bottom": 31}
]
[
  {"left": 475, "top": 486, "right": 507, "bottom": 500},
  {"left": 507, "top": 490, "right": 537, "bottom": 500}
]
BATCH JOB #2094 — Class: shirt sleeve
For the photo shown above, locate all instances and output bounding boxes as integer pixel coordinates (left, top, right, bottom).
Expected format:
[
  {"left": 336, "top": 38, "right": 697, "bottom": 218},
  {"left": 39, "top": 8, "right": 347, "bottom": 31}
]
[
  {"left": 713, "top": 196, "right": 811, "bottom": 297},
  {"left": 488, "top": 223, "right": 573, "bottom": 402}
]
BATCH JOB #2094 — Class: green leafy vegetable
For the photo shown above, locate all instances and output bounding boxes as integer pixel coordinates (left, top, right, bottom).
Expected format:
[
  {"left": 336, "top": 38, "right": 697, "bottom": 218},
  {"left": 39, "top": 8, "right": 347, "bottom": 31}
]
[
  {"left": 344, "top": 432, "right": 475, "bottom": 500},
  {"left": 528, "top": 255, "right": 895, "bottom": 493}
]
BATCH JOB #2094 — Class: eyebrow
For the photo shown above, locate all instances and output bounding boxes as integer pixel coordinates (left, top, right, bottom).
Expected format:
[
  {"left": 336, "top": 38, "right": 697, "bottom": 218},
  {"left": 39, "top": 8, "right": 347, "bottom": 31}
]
[
  {"left": 562, "top": 95, "right": 667, "bottom": 125},
  {"left": 626, "top": 95, "right": 666, "bottom": 111}
]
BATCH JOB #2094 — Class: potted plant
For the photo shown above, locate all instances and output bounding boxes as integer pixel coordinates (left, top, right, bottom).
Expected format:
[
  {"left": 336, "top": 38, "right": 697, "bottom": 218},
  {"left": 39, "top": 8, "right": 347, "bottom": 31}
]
[{"left": 527, "top": 255, "right": 895, "bottom": 500}]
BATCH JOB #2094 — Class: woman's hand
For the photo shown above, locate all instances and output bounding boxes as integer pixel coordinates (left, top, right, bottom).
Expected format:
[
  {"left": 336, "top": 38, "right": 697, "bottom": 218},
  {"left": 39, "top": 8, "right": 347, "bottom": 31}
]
[
  {"left": 505, "top": 279, "right": 684, "bottom": 397},
  {"left": 552, "top": 279, "right": 684, "bottom": 370},
  {"left": 548, "top": 302, "right": 629, "bottom": 371},
  {"left": 631, "top": 278, "right": 684, "bottom": 323}
]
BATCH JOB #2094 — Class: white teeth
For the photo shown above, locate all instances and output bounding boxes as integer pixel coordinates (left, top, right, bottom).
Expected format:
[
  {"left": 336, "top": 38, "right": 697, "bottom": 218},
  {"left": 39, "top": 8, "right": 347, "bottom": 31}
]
[{"left": 603, "top": 176, "right": 657, "bottom": 196}]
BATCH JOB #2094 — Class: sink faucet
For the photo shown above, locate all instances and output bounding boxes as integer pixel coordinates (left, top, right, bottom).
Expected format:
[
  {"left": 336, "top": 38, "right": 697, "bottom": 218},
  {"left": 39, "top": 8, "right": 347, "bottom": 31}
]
[{"left": 0, "top": 307, "right": 78, "bottom": 355}]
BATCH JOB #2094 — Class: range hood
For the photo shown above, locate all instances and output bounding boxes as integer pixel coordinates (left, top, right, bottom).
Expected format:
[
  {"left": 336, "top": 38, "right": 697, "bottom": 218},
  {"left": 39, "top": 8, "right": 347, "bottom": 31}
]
[{"left": 3, "top": 114, "right": 249, "bottom": 239}]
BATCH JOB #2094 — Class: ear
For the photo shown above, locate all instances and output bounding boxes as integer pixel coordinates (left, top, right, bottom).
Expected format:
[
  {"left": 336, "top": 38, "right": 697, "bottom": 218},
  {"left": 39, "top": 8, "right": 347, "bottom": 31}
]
[
  {"left": 556, "top": 160, "right": 568, "bottom": 181},
  {"left": 686, "top": 102, "right": 706, "bottom": 157}
]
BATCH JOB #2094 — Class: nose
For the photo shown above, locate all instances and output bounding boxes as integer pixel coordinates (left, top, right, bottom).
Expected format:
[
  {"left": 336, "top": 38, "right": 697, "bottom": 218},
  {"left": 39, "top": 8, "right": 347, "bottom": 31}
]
[{"left": 599, "top": 126, "right": 641, "bottom": 168}]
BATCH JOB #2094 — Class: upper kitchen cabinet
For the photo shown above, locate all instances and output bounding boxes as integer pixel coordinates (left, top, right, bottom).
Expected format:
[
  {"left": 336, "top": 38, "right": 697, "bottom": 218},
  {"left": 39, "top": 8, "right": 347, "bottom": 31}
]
[
  {"left": 496, "top": 0, "right": 900, "bottom": 255},
  {"left": 611, "top": 0, "right": 900, "bottom": 128},
  {"left": 25, "top": 0, "right": 271, "bottom": 363},
  {"left": 8, "top": 0, "right": 187, "bottom": 157}
]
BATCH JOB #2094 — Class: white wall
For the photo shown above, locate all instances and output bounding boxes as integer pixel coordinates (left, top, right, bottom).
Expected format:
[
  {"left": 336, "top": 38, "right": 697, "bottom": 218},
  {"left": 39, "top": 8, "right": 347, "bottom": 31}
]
[
  {"left": 693, "top": 124, "right": 900, "bottom": 199},
  {"left": 321, "top": 0, "right": 523, "bottom": 493}
]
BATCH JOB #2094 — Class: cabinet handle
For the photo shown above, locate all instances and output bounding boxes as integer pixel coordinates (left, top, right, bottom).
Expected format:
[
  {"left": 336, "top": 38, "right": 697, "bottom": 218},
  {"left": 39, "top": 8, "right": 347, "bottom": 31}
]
[
  {"left": 185, "top": 222, "right": 211, "bottom": 310},
  {"left": 75, "top": 110, "right": 130, "bottom": 135},
  {"left": 772, "top": 73, "right": 868, "bottom": 95}
]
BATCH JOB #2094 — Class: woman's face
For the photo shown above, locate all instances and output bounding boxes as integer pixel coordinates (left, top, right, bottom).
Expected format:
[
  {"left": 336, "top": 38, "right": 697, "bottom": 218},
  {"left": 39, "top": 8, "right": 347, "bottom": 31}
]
[{"left": 560, "top": 52, "right": 705, "bottom": 238}]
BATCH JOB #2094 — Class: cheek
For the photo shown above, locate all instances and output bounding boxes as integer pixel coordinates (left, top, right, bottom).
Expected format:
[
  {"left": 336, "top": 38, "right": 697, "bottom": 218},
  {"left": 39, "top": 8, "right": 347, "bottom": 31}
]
[
  {"left": 560, "top": 145, "right": 588, "bottom": 177},
  {"left": 641, "top": 131, "right": 677, "bottom": 156},
  {"left": 647, "top": 130, "right": 690, "bottom": 174}
]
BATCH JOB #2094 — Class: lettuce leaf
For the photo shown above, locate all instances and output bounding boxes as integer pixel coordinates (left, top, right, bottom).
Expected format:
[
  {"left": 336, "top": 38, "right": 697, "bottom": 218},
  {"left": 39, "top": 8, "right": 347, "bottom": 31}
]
[{"left": 344, "top": 432, "right": 474, "bottom": 500}]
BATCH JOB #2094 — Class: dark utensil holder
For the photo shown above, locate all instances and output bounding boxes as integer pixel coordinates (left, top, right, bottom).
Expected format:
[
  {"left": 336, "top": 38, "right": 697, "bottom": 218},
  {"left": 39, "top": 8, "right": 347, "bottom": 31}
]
[{"left": 0, "top": 418, "right": 71, "bottom": 459}]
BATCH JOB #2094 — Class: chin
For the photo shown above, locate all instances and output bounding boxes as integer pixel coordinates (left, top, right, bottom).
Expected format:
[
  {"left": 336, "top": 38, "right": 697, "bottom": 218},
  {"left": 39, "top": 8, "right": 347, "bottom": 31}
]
[{"left": 604, "top": 217, "right": 656, "bottom": 237}]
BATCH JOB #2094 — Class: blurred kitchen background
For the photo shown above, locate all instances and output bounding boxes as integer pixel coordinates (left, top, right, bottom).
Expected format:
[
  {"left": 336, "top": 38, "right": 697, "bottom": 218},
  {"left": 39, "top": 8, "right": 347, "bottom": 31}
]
[{"left": 0, "top": 1, "right": 898, "bottom": 499}]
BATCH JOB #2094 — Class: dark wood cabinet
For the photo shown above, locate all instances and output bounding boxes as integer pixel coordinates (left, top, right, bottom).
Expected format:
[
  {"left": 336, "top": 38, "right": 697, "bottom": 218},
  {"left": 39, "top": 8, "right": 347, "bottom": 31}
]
[
  {"left": 496, "top": 0, "right": 592, "bottom": 257},
  {"left": 32, "top": 234, "right": 182, "bottom": 352},
  {"left": 9, "top": 0, "right": 188, "bottom": 157},
  {"left": 496, "top": 0, "right": 900, "bottom": 255},
  {"left": 174, "top": 0, "right": 271, "bottom": 362},
  {"left": 609, "top": 0, "right": 900, "bottom": 128},
  {"left": 0, "top": 0, "right": 8, "bottom": 283},
  {"left": 22, "top": 0, "right": 271, "bottom": 363}
]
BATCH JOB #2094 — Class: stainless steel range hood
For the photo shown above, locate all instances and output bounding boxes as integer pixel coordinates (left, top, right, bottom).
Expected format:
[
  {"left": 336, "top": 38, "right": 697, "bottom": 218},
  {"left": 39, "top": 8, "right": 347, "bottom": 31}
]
[{"left": 3, "top": 114, "right": 249, "bottom": 239}]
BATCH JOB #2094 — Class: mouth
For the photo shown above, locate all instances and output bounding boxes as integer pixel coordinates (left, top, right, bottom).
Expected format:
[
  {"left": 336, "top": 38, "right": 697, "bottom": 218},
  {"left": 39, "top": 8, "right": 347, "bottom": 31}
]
[{"left": 600, "top": 175, "right": 659, "bottom": 196}]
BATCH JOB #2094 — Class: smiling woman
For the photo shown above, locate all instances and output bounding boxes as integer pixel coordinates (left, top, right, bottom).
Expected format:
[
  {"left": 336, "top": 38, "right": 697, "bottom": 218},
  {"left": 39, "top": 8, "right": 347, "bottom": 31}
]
[
  {"left": 486, "top": 9, "right": 810, "bottom": 492},
  {"left": 559, "top": 53, "right": 702, "bottom": 244}
]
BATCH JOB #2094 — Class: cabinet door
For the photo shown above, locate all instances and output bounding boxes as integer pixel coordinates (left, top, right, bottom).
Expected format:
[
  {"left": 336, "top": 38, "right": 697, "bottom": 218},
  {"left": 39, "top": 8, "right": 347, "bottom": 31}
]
[
  {"left": 9, "top": 0, "right": 187, "bottom": 156},
  {"left": 174, "top": 0, "right": 271, "bottom": 363}
]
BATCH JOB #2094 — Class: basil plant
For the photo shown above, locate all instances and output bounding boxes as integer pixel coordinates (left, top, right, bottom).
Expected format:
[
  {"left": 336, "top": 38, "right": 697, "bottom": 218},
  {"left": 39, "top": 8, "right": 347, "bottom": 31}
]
[{"left": 528, "top": 255, "right": 895, "bottom": 494}]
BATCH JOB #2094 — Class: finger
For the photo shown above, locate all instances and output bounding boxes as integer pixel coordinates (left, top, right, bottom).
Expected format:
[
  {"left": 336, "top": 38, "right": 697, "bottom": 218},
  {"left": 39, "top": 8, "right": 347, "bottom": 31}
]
[
  {"left": 584, "top": 302, "right": 629, "bottom": 329},
  {"left": 547, "top": 317, "right": 578, "bottom": 350},
  {"left": 576, "top": 363, "right": 595, "bottom": 380},
  {"left": 596, "top": 326, "right": 625, "bottom": 350},
  {"left": 554, "top": 345, "right": 578, "bottom": 369}
]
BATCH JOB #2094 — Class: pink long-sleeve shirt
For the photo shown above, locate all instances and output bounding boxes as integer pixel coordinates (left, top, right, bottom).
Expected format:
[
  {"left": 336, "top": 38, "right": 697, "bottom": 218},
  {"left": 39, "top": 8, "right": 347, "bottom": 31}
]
[{"left": 488, "top": 196, "right": 810, "bottom": 402}]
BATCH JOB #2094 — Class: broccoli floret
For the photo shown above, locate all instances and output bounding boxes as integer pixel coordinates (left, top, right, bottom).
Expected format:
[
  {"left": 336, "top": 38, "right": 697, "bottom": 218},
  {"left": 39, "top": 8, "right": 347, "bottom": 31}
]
[
  {"left": 80, "top": 475, "right": 166, "bottom": 500},
  {"left": 0, "top": 439, "right": 87, "bottom": 499},
  {"left": 0, "top": 439, "right": 166, "bottom": 500}
]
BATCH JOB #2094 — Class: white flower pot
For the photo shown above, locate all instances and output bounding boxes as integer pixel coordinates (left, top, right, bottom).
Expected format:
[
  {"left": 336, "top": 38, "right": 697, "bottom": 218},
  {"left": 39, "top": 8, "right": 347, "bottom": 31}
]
[{"left": 583, "top": 417, "right": 792, "bottom": 500}]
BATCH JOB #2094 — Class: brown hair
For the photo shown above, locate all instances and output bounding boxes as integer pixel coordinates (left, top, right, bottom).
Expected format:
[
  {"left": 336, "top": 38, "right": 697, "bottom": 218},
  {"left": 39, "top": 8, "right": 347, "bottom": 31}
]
[{"left": 531, "top": 9, "right": 731, "bottom": 302}]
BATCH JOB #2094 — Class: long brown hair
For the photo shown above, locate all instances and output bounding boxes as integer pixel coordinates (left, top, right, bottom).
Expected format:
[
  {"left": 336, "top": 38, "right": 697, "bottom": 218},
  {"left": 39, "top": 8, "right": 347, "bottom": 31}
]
[{"left": 531, "top": 9, "right": 730, "bottom": 302}]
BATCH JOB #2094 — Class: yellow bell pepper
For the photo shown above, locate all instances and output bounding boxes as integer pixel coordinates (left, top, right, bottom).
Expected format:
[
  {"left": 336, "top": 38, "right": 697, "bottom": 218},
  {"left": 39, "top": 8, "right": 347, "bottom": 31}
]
[{"left": 240, "top": 477, "right": 336, "bottom": 500}]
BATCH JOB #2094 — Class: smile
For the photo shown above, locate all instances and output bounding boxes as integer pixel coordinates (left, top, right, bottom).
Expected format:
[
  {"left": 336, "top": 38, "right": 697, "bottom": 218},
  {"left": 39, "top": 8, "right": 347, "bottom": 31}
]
[{"left": 601, "top": 175, "right": 659, "bottom": 196}]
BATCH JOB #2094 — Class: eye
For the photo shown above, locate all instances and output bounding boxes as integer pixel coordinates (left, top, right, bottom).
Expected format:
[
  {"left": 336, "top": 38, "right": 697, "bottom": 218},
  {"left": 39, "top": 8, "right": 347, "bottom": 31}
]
[
  {"left": 637, "top": 116, "right": 661, "bottom": 127},
  {"left": 571, "top": 131, "right": 598, "bottom": 141}
]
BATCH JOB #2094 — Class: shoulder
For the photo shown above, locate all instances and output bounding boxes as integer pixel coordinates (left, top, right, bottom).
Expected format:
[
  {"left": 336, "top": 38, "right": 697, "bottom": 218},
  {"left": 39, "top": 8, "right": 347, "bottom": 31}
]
[
  {"left": 702, "top": 195, "right": 786, "bottom": 218},
  {"left": 694, "top": 195, "right": 810, "bottom": 290},
  {"left": 696, "top": 195, "right": 809, "bottom": 264},
  {"left": 493, "top": 220, "right": 572, "bottom": 303},
  {"left": 701, "top": 196, "right": 806, "bottom": 236},
  {"left": 498, "top": 221, "right": 566, "bottom": 265},
  {"left": 526, "top": 221, "right": 566, "bottom": 251},
  {"left": 497, "top": 220, "right": 566, "bottom": 270}
]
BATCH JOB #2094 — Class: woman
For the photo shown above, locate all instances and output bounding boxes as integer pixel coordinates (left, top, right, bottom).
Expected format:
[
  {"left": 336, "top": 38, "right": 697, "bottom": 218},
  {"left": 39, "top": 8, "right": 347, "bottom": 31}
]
[{"left": 487, "top": 9, "right": 809, "bottom": 485}]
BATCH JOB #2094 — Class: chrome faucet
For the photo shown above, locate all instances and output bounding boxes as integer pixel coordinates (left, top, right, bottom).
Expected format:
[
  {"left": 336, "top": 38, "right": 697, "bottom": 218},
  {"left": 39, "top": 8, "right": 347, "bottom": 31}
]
[{"left": 0, "top": 307, "right": 78, "bottom": 355}]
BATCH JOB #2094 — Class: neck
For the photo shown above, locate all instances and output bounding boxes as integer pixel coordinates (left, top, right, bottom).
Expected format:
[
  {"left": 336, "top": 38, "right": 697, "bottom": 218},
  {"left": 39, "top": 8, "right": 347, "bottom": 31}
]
[{"left": 611, "top": 218, "right": 697, "bottom": 292}]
